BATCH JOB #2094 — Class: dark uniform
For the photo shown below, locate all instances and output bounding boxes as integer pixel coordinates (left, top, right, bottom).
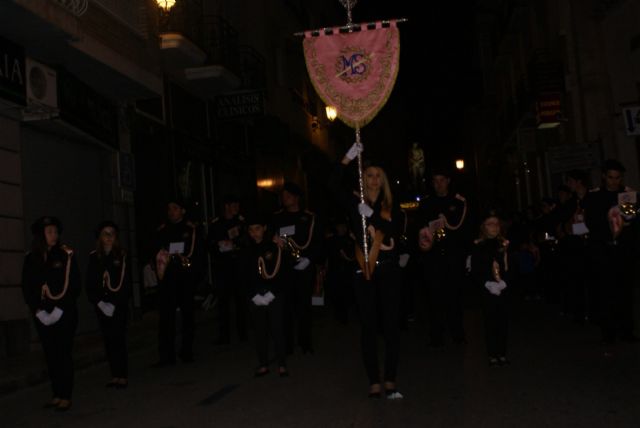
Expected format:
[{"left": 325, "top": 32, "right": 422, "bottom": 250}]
[
  {"left": 208, "top": 214, "right": 247, "bottom": 343},
  {"left": 22, "top": 223, "right": 80, "bottom": 403},
  {"left": 155, "top": 219, "right": 201, "bottom": 363},
  {"left": 241, "top": 237, "right": 286, "bottom": 369},
  {"left": 85, "top": 248, "right": 131, "bottom": 380},
  {"left": 271, "top": 208, "right": 320, "bottom": 354},
  {"left": 471, "top": 237, "right": 510, "bottom": 361},
  {"left": 583, "top": 186, "right": 638, "bottom": 343},
  {"left": 329, "top": 162, "right": 404, "bottom": 388},
  {"left": 418, "top": 192, "right": 468, "bottom": 345}
]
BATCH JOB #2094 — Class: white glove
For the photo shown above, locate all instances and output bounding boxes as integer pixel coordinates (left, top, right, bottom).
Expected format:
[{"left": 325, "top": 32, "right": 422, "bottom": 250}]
[
  {"left": 252, "top": 294, "right": 268, "bottom": 306},
  {"left": 358, "top": 203, "right": 374, "bottom": 218},
  {"left": 294, "top": 257, "right": 311, "bottom": 271},
  {"left": 35, "top": 310, "right": 52, "bottom": 326},
  {"left": 263, "top": 292, "right": 275, "bottom": 305},
  {"left": 398, "top": 253, "right": 410, "bottom": 268},
  {"left": 484, "top": 280, "right": 507, "bottom": 296},
  {"left": 345, "top": 142, "right": 363, "bottom": 160},
  {"left": 49, "top": 307, "right": 63, "bottom": 324},
  {"left": 97, "top": 301, "right": 116, "bottom": 317}
]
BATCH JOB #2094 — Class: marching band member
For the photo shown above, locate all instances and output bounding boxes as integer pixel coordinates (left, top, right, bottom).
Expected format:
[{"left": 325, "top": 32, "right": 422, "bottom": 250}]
[
  {"left": 85, "top": 221, "right": 131, "bottom": 388},
  {"left": 271, "top": 182, "right": 320, "bottom": 355},
  {"left": 208, "top": 194, "right": 248, "bottom": 345},
  {"left": 242, "top": 213, "right": 288, "bottom": 377},
  {"left": 330, "top": 142, "right": 404, "bottom": 399},
  {"left": 417, "top": 167, "right": 469, "bottom": 347},
  {"left": 583, "top": 159, "right": 639, "bottom": 347},
  {"left": 21, "top": 217, "right": 80, "bottom": 411},
  {"left": 153, "top": 198, "right": 202, "bottom": 366}
]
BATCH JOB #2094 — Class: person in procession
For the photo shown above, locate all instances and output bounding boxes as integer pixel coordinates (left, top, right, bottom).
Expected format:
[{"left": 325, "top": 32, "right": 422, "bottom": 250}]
[
  {"left": 417, "top": 166, "right": 469, "bottom": 347},
  {"left": 329, "top": 142, "right": 404, "bottom": 399},
  {"left": 153, "top": 198, "right": 202, "bottom": 366},
  {"left": 21, "top": 216, "right": 81, "bottom": 412},
  {"left": 271, "top": 181, "right": 321, "bottom": 355},
  {"left": 471, "top": 210, "right": 511, "bottom": 367},
  {"left": 85, "top": 221, "right": 131, "bottom": 388},
  {"left": 208, "top": 194, "right": 248, "bottom": 345},
  {"left": 241, "top": 212, "right": 288, "bottom": 377}
]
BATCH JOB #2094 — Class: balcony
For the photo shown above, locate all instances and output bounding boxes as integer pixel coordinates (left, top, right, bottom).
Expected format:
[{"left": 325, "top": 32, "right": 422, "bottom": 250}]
[{"left": 159, "top": 3, "right": 241, "bottom": 96}]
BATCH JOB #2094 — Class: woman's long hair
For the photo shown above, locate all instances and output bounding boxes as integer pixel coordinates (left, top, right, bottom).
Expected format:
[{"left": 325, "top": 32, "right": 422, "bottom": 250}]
[{"left": 364, "top": 166, "right": 393, "bottom": 213}]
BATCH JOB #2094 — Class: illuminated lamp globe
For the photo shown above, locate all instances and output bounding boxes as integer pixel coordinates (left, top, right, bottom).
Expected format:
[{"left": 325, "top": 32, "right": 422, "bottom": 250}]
[
  {"left": 156, "top": 0, "right": 176, "bottom": 11},
  {"left": 325, "top": 105, "right": 338, "bottom": 122}
]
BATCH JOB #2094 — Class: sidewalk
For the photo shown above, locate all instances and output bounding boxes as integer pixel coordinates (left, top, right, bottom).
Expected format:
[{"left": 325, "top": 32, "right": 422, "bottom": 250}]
[{"left": 0, "top": 311, "right": 159, "bottom": 397}]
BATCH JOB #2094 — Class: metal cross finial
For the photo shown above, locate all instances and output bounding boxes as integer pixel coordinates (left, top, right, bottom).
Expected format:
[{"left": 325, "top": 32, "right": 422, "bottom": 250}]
[{"left": 339, "top": 0, "right": 358, "bottom": 27}]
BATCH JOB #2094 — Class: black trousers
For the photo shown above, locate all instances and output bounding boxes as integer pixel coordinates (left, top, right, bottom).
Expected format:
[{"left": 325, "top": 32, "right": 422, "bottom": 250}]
[
  {"left": 482, "top": 291, "right": 508, "bottom": 358},
  {"left": 158, "top": 267, "right": 195, "bottom": 362},
  {"left": 215, "top": 263, "right": 247, "bottom": 341},
  {"left": 283, "top": 266, "right": 314, "bottom": 352},
  {"left": 354, "top": 262, "right": 401, "bottom": 385},
  {"left": 97, "top": 305, "right": 128, "bottom": 378},
  {"left": 592, "top": 243, "right": 634, "bottom": 342},
  {"left": 35, "top": 308, "right": 78, "bottom": 400},
  {"left": 424, "top": 253, "right": 465, "bottom": 344},
  {"left": 251, "top": 295, "right": 286, "bottom": 367}
]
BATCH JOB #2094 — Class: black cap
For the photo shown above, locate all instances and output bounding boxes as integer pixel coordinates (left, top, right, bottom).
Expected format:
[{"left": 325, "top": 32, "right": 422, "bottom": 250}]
[
  {"left": 479, "top": 207, "right": 502, "bottom": 222},
  {"left": 31, "top": 216, "right": 63, "bottom": 236},
  {"left": 602, "top": 159, "right": 625, "bottom": 174},
  {"left": 245, "top": 212, "right": 268, "bottom": 226},
  {"left": 167, "top": 196, "right": 188, "bottom": 210},
  {"left": 282, "top": 181, "right": 303, "bottom": 198},
  {"left": 95, "top": 220, "right": 119, "bottom": 238},
  {"left": 222, "top": 193, "right": 240, "bottom": 204},
  {"left": 430, "top": 164, "right": 453, "bottom": 178}
]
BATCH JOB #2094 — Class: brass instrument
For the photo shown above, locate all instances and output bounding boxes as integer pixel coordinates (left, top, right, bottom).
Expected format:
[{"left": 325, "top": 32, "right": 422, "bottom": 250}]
[
  {"left": 620, "top": 202, "right": 638, "bottom": 221},
  {"left": 434, "top": 227, "right": 446, "bottom": 242},
  {"left": 282, "top": 234, "right": 302, "bottom": 262}
]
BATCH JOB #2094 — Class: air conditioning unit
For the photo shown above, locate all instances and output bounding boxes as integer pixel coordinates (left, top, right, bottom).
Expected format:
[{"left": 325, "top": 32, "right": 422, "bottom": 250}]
[{"left": 23, "top": 58, "right": 59, "bottom": 121}]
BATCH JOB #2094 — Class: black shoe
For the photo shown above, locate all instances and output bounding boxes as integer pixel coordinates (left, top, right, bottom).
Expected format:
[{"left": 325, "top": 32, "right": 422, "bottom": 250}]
[
  {"left": 498, "top": 357, "right": 510, "bottom": 367},
  {"left": 150, "top": 359, "right": 176, "bottom": 368},
  {"left": 43, "top": 399, "right": 61, "bottom": 409},
  {"left": 55, "top": 400, "right": 72, "bottom": 412},
  {"left": 368, "top": 391, "right": 381, "bottom": 399},
  {"left": 254, "top": 368, "right": 269, "bottom": 378},
  {"left": 115, "top": 381, "right": 129, "bottom": 389},
  {"left": 105, "top": 380, "right": 119, "bottom": 388},
  {"left": 489, "top": 357, "right": 499, "bottom": 367},
  {"left": 278, "top": 368, "right": 289, "bottom": 378}
]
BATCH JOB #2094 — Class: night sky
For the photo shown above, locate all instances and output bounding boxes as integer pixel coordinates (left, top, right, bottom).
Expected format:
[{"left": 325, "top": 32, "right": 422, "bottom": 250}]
[{"left": 306, "top": 1, "right": 480, "bottom": 186}]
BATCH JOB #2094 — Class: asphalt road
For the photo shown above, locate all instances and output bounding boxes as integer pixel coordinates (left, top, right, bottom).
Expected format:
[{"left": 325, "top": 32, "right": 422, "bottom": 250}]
[{"left": 2, "top": 295, "right": 640, "bottom": 428}]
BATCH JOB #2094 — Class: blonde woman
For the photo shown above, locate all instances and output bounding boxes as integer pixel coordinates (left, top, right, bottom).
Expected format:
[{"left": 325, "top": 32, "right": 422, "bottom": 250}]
[{"left": 330, "top": 143, "right": 404, "bottom": 399}]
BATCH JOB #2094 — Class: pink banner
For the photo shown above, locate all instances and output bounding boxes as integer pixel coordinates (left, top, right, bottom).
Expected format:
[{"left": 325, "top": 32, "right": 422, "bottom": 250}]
[{"left": 303, "top": 22, "right": 400, "bottom": 129}]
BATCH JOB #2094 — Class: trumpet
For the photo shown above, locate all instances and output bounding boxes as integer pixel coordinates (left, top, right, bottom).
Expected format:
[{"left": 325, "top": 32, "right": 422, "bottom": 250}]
[
  {"left": 434, "top": 227, "right": 446, "bottom": 242},
  {"left": 171, "top": 254, "right": 192, "bottom": 269},
  {"left": 282, "top": 234, "right": 302, "bottom": 262}
]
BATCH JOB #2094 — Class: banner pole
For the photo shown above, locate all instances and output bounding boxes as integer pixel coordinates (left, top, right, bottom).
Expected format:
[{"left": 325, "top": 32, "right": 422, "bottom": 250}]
[{"left": 356, "top": 127, "right": 369, "bottom": 270}]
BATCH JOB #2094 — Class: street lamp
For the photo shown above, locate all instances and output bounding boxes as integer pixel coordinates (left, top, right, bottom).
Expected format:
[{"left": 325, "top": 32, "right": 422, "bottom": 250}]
[
  {"left": 455, "top": 159, "right": 465, "bottom": 170},
  {"left": 325, "top": 105, "right": 338, "bottom": 122},
  {"left": 156, "top": 0, "right": 176, "bottom": 12}
]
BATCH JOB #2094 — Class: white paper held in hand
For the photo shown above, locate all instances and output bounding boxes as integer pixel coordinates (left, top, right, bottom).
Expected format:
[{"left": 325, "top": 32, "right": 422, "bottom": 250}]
[
  {"left": 279, "top": 225, "right": 296, "bottom": 237},
  {"left": 169, "top": 242, "right": 185, "bottom": 255}
]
